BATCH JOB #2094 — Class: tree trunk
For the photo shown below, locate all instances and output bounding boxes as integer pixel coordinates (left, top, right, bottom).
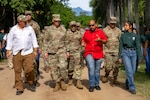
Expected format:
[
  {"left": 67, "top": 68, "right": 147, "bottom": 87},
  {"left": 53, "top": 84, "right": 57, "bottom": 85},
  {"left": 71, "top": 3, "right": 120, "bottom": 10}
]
[
  {"left": 128, "top": 0, "right": 132, "bottom": 21},
  {"left": 145, "top": 0, "right": 150, "bottom": 28},
  {"left": 134, "top": 0, "right": 139, "bottom": 34}
]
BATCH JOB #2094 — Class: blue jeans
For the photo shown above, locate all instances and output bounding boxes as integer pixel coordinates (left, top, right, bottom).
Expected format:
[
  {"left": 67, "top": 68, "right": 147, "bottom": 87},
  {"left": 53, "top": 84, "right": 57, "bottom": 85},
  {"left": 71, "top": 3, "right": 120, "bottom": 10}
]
[
  {"left": 122, "top": 49, "right": 137, "bottom": 91},
  {"left": 146, "top": 48, "right": 150, "bottom": 74},
  {"left": 36, "top": 51, "right": 40, "bottom": 75},
  {"left": 85, "top": 54, "right": 103, "bottom": 87}
]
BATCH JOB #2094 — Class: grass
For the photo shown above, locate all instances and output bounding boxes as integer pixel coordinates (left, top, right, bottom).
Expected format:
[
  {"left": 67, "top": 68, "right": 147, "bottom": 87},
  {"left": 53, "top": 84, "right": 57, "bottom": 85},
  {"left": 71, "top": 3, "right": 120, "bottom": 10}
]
[{"left": 119, "top": 63, "right": 150, "bottom": 100}]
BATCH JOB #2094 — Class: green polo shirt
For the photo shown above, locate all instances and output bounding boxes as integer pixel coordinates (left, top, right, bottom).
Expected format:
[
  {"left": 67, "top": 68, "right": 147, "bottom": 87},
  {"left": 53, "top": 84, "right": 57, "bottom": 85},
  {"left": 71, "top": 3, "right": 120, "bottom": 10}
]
[{"left": 118, "top": 31, "right": 142, "bottom": 60}]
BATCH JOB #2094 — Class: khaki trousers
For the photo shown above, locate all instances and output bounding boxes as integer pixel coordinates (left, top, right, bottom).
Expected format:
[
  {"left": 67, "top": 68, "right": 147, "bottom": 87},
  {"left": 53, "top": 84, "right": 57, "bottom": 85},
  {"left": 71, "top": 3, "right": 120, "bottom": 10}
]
[{"left": 13, "top": 52, "right": 35, "bottom": 91}]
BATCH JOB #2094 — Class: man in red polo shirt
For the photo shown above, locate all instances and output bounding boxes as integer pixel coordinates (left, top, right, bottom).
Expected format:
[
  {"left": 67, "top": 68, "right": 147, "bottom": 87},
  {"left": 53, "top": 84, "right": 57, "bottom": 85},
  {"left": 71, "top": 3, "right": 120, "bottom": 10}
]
[{"left": 82, "top": 20, "right": 107, "bottom": 92}]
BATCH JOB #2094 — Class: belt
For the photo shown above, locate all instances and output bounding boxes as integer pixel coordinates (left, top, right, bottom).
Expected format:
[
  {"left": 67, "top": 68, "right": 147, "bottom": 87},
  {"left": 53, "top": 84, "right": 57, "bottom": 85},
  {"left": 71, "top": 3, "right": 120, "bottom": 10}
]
[
  {"left": 48, "top": 53, "right": 56, "bottom": 55},
  {"left": 124, "top": 48, "right": 136, "bottom": 50}
]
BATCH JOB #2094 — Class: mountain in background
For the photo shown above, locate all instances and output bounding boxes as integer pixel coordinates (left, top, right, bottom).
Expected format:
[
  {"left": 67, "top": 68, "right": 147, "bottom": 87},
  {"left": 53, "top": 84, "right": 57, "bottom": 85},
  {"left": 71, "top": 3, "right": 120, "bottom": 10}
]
[{"left": 72, "top": 7, "right": 92, "bottom": 16}]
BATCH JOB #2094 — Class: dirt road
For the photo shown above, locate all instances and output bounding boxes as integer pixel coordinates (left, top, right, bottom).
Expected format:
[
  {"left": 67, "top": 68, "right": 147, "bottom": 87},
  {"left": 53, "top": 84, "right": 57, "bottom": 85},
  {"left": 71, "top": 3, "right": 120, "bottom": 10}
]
[{"left": 0, "top": 58, "right": 143, "bottom": 100}]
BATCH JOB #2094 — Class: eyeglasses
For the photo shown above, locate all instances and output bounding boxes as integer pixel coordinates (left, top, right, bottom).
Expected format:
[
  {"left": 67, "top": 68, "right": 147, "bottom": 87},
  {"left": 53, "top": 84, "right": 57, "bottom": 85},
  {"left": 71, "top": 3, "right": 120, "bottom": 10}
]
[
  {"left": 89, "top": 24, "right": 95, "bottom": 27},
  {"left": 54, "top": 20, "right": 60, "bottom": 22}
]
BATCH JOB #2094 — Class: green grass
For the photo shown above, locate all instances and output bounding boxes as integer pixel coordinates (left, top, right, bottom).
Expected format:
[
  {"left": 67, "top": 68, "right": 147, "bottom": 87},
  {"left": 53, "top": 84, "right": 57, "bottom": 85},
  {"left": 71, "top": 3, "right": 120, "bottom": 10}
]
[{"left": 119, "top": 63, "right": 150, "bottom": 100}]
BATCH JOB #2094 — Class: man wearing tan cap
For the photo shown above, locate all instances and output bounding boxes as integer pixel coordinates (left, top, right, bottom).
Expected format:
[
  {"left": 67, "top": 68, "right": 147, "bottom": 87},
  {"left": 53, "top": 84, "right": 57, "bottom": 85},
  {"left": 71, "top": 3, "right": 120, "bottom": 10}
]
[
  {"left": 25, "top": 10, "right": 41, "bottom": 87},
  {"left": 65, "top": 21, "right": 83, "bottom": 89},
  {"left": 42, "top": 14, "right": 68, "bottom": 92},
  {"left": 6, "top": 15, "right": 38, "bottom": 95},
  {"left": 102, "top": 17, "right": 122, "bottom": 85}
]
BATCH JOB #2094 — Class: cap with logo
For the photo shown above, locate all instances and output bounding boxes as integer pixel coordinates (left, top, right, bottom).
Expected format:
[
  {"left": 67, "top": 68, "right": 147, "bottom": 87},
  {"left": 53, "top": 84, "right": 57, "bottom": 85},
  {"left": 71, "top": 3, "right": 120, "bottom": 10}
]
[
  {"left": 17, "top": 15, "right": 27, "bottom": 22},
  {"left": 110, "top": 17, "right": 117, "bottom": 23},
  {"left": 52, "top": 14, "right": 61, "bottom": 21}
]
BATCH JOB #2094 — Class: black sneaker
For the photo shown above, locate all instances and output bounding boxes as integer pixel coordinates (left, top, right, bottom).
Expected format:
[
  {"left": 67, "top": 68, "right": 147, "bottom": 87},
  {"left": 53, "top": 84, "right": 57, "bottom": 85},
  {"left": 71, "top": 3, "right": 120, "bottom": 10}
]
[
  {"left": 28, "top": 84, "right": 36, "bottom": 92},
  {"left": 89, "top": 86, "right": 94, "bottom": 92},
  {"left": 16, "top": 91, "right": 23, "bottom": 95},
  {"left": 95, "top": 86, "right": 101, "bottom": 90}
]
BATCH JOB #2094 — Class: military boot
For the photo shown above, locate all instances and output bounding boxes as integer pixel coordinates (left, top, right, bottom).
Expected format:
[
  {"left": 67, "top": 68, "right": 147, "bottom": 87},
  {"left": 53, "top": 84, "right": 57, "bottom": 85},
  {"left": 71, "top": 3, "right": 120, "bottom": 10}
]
[
  {"left": 113, "top": 76, "right": 120, "bottom": 85},
  {"left": 53, "top": 82, "right": 60, "bottom": 92},
  {"left": 68, "top": 75, "right": 73, "bottom": 86},
  {"left": 102, "top": 70, "right": 110, "bottom": 83},
  {"left": 102, "top": 76, "right": 108, "bottom": 83},
  {"left": 60, "top": 79, "right": 67, "bottom": 91},
  {"left": 76, "top": 80, "right": 83, "bottom": 89},
  {"left": 45, "top": 66, "right": 50, "bottom": 73}
]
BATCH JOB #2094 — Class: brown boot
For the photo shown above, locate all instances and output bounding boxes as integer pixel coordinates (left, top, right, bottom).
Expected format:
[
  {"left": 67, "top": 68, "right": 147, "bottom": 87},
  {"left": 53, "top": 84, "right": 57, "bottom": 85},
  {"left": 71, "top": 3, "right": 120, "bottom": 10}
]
[
  {"left": 76, "top": 80, "right": 83, "bottom": 89},
  {"left": 45, "top": 66, "right": 50, "bottom": 73},
  {"left": 113, "top": 77, "right": 120, "bottom": 85},
  {"left": 60, "top": 80, "right": 67, "bottom": 91},
  {"left": 68, "top": 75, "right": 73, "bottom": 85},
  {"left": 53, "top": 82, "right": 60, "bottom": 92},
  {"left": 102, "top": 76, "right": 108, "bottom": 83}
]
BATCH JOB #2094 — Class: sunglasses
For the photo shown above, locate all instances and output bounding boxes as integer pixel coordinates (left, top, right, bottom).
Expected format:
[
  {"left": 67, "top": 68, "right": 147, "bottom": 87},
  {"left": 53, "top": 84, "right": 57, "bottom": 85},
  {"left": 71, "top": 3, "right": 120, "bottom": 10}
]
[{"left": 89, "top": 24, "right": 95, "bottom": 27}]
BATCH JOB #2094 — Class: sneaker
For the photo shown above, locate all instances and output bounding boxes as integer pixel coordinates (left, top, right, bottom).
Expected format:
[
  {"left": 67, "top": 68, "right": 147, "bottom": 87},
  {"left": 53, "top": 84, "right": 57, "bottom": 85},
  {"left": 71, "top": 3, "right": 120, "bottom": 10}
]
[
  {"left": 89, "top": 86, "right": 94, "bottom": 92},
  {"left": 95, "top": 86, "right": 101, "bottom": 90},
  {"left": 129, "top": 90, "right": 136, "bottom": 94}
]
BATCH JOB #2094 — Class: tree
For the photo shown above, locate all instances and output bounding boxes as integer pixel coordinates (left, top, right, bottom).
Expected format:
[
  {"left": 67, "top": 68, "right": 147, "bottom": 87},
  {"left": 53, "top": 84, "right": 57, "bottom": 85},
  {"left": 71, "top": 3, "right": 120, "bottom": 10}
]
[{"left": 145, "top": 0, "right": 150, "bottom": 28}]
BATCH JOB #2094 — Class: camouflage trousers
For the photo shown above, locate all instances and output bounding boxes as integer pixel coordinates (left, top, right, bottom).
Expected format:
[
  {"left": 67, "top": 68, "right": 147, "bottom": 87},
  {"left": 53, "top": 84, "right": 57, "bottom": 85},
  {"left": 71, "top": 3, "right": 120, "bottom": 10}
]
[
  {"left": 104, "top": 52, "right": 120, "bottom": 77},
  {"left": 47, "top": 50, "right": 68, "bottom": 82},
  {"left": 68, "top": 52, "right": 82, "bottom": 80}
]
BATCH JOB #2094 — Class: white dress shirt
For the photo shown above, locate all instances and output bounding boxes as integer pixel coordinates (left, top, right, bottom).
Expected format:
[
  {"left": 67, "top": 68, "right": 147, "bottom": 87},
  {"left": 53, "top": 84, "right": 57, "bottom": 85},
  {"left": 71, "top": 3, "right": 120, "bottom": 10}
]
[{"left": 6, "top": 24, "right": 39, "bottom": 55}]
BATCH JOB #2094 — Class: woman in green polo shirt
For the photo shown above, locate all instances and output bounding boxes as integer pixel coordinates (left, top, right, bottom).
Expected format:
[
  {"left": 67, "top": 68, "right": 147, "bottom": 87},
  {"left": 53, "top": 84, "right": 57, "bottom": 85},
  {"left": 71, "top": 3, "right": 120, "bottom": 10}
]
[{"left": 118, "top": 21, "right": 142, "bottom": 94}]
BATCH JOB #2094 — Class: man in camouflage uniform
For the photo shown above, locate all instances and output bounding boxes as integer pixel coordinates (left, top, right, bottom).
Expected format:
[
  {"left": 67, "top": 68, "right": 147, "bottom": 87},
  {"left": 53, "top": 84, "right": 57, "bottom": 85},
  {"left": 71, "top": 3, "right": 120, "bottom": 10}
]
[
  {"left": 65, "top": 21, "right": 83, "bottom": 89},
  {"left": 42, "top": 14, "right": 68, "bottom": 92},
  {"left": 102, "top": 17, "right": 122, "bottom": 84},
  {"left": 41, "top": 26, "right": 50, "bottom": 73},
  {"left": 25, "top": 10, "right": 41, "bottom": 86},
  {"left": 76, "top": 22, "right": 86, "bottom": 68}
]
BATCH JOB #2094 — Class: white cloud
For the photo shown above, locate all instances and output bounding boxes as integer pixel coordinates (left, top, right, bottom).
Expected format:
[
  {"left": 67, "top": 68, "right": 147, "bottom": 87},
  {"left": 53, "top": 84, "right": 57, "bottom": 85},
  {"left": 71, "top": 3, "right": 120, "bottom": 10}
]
[{"left": 68, "top": 0, "right": 92, "bottom": 11}]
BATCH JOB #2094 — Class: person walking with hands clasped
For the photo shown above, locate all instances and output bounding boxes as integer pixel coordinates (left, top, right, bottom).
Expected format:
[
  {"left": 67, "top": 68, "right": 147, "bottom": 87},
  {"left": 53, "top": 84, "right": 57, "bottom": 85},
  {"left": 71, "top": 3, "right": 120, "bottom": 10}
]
[{"left": 118, "top": 21, "right": 142, "bottom": 94}]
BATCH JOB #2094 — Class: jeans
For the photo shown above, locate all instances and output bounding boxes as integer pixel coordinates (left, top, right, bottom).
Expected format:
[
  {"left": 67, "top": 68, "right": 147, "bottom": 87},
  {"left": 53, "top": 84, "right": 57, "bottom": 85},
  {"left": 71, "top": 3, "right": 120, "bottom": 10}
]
[
  {"left": 85, "top": 54, "right": 103, "bottom": 87},
  {"left": 122, "top": 49, "right": 137, "bottom": 91},
  {"left": 146, "top": 48, "right": 150, "bottom": 74},
  {"left": 36, "top": 51, "right": 40, "bottom": 75}
]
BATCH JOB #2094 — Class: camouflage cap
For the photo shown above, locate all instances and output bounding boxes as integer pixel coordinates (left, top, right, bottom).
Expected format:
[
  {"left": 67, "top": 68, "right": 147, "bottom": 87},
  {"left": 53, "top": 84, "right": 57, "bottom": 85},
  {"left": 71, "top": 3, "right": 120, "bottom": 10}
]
[
  {"left": 25, "top": 10, "right": 32, "bottom": 15},
  {"left": 76, "top": 22, "right": 81, "bottom": 26},
  {"left": 98, "top": 24, "right": 102, "bottom": 28},
  {"left": 17, "top": 15, "right": 27, "bottom": 22},
  {"left": 110, "top": 17, "right": 117, "bottom": 23},
  {"left": 69, "top": 21, "right": 76, "bottom": 26},
  {"left": 52, "top": 14, "right": 61, "bottom": 21}
]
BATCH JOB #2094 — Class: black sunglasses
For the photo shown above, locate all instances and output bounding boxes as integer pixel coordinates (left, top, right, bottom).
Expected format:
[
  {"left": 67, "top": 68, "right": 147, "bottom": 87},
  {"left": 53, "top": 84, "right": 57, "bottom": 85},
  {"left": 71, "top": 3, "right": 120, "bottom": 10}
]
[{"left": 89, "top": 24, "right": 95, "bottom": 27}]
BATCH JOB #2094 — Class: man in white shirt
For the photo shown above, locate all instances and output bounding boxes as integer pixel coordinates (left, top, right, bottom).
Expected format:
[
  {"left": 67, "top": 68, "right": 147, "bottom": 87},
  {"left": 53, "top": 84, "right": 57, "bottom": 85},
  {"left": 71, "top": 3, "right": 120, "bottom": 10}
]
[{"left": 6, "top": 15, "right": 39, "bottom": 95}]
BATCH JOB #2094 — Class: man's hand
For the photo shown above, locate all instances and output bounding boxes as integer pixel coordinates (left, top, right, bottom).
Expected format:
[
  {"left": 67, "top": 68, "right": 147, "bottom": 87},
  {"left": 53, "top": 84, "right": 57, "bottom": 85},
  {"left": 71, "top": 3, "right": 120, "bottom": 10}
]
[
  {"left": 66, "top": 52, "right": 70, "bottom": 58},
  {"left": 118, "top": 58, "right": 122, "bottom": 64},
  {"left": 44, "top": 53, "right": 48, "bottom": 59},
  {"left": 34, "top": 51, "right": 38, "bottom": 58},
  {"left": 6, "top": 50, "right": 11, "bottom": 59}
]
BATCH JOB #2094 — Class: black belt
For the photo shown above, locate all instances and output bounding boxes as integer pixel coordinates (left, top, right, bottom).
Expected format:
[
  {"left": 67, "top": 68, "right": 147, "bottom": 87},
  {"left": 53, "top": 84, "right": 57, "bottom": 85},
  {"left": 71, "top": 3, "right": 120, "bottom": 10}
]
[
  {"left": 124, "top": 48, "right": 136, "bottom": 50},
  {"left": 48, "top": 53, "right": 56, "bottom": 55}
]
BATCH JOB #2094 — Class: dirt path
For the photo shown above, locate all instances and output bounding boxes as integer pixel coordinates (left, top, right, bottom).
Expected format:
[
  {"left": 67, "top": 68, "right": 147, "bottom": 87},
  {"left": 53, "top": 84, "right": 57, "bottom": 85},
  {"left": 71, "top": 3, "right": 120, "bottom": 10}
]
[{"left": 0, "top": 58, "right": 143, "bottom": 100}]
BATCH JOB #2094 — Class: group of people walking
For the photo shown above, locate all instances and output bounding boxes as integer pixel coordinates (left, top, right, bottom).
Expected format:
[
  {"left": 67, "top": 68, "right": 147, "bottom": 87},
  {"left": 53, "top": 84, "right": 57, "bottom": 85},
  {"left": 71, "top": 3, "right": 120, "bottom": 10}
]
[{"left": 4, "top": 10, "right": 149, "bottom": 96}]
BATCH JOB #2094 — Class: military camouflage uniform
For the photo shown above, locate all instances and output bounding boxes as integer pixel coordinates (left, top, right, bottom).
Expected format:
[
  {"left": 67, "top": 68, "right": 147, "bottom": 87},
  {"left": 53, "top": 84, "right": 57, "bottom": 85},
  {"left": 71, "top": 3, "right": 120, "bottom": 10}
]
[
  {"left": 27, "top": 19, "right": 41, "bottom": 83},
  {"left": 76, "top": 24, "right": 86, "bottom": 68},
  {"left": 66, "top": 29, "right": 83, "bottom": 79},
  {"left": 42, "top": 24, "right": 68, "bottom": 82},
  {"left": 102, "top": 25, "right": 122, "bottom": 83}
]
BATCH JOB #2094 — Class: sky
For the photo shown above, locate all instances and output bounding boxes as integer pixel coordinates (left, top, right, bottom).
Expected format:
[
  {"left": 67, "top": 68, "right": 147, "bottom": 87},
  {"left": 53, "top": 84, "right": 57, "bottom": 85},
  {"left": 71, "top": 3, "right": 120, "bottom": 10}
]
[{"left": 68, "top": 0, "right": 92, "bottom": 11}]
